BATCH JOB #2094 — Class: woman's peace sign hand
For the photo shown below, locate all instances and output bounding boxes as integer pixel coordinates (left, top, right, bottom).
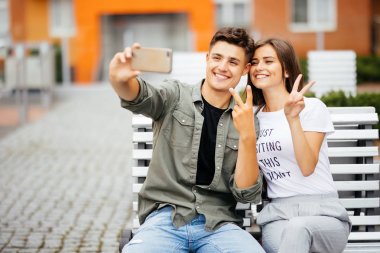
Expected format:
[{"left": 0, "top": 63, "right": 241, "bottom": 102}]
[
  {"left": 229, "top": 86, "right": 256, "bottom": 138},
  {"left": 284, "top": 74, "right": 315, "bottom": 119}
]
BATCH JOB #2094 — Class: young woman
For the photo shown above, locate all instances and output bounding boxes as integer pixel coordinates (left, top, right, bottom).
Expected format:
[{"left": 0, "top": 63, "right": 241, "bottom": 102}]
[{"left": 248, "top": 38, "right": 351, "bottom": 253}]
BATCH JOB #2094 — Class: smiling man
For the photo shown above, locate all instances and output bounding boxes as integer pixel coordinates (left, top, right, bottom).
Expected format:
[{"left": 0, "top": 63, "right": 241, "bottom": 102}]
[{"left": 109, "top": 27, "right": 264, "bottom": 253}]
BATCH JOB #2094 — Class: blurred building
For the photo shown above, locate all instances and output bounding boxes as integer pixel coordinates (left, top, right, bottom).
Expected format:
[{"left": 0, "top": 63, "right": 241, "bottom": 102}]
[{"left": 3, "top": 0, "right": 380, "bottom": 84}]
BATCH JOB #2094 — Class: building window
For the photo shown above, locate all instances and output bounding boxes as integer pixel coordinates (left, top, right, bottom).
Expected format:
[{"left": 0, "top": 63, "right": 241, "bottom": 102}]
[
  {"left": 215, "top": 0, "right": 251, "bottom": 28},
  {"left": 0, "top": 0, "right": 9, "bottom": 39},
  {"left": 290, "top": 0, "right": 336, "bottom": 32},
  {"left": 49, "top": 0, "right": 76, "bottom": 37}
]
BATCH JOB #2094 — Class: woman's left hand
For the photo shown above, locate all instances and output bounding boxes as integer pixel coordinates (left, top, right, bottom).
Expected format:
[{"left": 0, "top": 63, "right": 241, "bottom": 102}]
[
  {"left": 229, "top": 85, "right": 256, "bottom": 139},
  {"left": 284, "top": 74, "right": 315, "bottom": 119}
]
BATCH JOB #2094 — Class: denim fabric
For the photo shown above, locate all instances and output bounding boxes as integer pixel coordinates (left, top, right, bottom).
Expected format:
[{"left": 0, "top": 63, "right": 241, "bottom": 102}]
[{"left": 122, "top": 206, "right": 265, "bottom": 253}]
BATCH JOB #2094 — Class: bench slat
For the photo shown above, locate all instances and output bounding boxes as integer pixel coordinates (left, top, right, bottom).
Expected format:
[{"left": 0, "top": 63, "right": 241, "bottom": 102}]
[
  {"left": 344, "top": 242, "right": 380, "bottom": 252},
  {"left": 133, "top": 132, "right": 153, "bottom": 142},
  {"left": 348, "top": 232, "right": 380, "bottom": 241},
  {"left": 350, "top": 216, "right": 380, "bottom": 226},
  {"left": 133, "top": 150, "right": 152, "bottom": 160},
  {"left": 330, "top": 164, "right": 379, "bottom": 174},
  {"left": 132, "top": 167, "right": 149, "bottom": 177},
  {"left": 328, "top": 147, "right": 379, "bottom": 157},
  {"left": 335, "top": 181, "right": 379, "bottom": 191},
  {"left": 328, "top": 129, "right": 379, "bottom": 140},
  {"left": 330, "top": 114, "right": 379, "bottom": 125},
  {"left": 328, "top": 107, "right": 376, "bottom": 114},
  {"left": 340, "top": 198, "right": 380, "bottom": 209}
]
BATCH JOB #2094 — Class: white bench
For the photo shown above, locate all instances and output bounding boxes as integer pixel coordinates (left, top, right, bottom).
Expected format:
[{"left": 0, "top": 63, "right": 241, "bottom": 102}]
[{"left": 119, "top": 106, "right": 380, "bottom": 252}]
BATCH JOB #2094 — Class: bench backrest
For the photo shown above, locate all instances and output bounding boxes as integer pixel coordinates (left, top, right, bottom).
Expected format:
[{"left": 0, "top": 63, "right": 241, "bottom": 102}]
[{"left": 131, "top": 106, "right": 380, "bottom": 243}]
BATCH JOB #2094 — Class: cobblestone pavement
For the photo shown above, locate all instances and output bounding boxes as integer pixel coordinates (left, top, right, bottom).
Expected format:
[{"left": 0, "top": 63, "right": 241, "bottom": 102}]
[{"left": 0, "top": 85, "right": 134, "bottom": 253}]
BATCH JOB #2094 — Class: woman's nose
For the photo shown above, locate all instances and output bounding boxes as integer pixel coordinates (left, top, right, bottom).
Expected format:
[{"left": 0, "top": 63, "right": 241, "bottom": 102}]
[{"left": 256, "top": 61, "right": 264, "bottom": 70}]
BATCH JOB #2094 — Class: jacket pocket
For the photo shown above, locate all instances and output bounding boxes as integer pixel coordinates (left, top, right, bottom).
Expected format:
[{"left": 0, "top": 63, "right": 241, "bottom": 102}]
[{"left": 164, "top": 110, "right": 195, "bottom": 147}]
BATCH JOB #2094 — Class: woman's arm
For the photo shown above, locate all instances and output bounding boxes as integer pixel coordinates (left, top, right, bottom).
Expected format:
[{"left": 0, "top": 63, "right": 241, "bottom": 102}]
[
  {"left": 287, "top": 117, "right": 325, "bottom": 176},
  {"left": 229, "top": 86, "right": 260, "bottom": 188},
  {"left": 284, "top": 74, "right": 323, "bottom": 176}
]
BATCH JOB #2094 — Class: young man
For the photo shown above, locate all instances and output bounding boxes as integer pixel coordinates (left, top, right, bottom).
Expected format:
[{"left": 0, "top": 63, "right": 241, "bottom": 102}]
[{"left": 109, "top": 27, "right": 264, "bottom": 253}]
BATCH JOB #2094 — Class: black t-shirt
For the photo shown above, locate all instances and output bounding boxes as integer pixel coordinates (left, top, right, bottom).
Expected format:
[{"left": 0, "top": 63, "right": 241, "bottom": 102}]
[{"left": 196, "top": 97, "right": 226, "bottom": 185}]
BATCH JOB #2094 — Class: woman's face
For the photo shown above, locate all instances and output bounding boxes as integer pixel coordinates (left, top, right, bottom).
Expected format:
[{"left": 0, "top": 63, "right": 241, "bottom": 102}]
[{"left": 250, "top": 44, "right": 286, "bottom": 91}]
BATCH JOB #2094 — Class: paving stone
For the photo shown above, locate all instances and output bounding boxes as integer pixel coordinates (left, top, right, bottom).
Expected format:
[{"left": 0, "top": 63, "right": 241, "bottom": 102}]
[{"left": 0, "top": 86, "right": 133, "bottom": 252}]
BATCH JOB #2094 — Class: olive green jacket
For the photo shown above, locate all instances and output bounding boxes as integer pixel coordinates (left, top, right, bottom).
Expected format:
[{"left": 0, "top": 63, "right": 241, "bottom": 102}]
[{"left": 121, "top": 77, "right": 262, "bottom": 231}]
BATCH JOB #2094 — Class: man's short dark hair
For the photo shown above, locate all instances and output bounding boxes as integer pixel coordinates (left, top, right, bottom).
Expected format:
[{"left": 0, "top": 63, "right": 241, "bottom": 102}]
[{"left": 209, "top": 27, "right": 255, "bottom": 63}]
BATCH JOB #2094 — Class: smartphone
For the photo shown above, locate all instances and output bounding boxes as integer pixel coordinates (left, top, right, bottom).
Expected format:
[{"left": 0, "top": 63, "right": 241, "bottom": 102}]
[{"left": 131, "top": 47, "right": 173, "bottom": 73}]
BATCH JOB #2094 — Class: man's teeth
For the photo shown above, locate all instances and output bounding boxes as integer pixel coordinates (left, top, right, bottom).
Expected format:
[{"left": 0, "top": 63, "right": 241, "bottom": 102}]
[{"left": 215, "top": 73, "right": 228, "bottom": 79}]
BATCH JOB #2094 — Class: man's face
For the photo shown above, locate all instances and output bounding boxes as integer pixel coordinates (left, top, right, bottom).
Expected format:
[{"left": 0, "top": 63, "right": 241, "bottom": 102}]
[{"left": 204, "top": 41, "right": 250, "bottom": 93}]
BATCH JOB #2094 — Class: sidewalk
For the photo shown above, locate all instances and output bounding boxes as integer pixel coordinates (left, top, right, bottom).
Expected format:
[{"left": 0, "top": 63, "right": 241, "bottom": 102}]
[{"left": 0, "top": 84, "right": 134, "bottom": 253}]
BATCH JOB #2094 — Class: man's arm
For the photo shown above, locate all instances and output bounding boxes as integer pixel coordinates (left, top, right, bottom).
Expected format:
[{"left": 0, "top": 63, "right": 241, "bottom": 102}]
[{"left": 109, "top": 43, "right": 141, "bottom": 101}]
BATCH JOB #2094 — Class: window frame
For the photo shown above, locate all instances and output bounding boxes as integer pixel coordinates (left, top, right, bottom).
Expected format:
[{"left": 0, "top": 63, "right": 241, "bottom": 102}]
[
  {"left": 49, "top": 0, "right": 76, "bottom": 37},
  {"left": 0, "top": 0, "right": 9, "bottom": 38},
  {"left": 214, "top": 0, "right": 252, "bottom": 29},
  {"left": 289, "top": 0, "right": 337, "bottom": 33}
]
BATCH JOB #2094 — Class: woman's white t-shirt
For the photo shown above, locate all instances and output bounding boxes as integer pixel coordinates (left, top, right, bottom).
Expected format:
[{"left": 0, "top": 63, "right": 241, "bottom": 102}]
[{"left": 256, "top": 97, "right": 337, "bottom": 199}]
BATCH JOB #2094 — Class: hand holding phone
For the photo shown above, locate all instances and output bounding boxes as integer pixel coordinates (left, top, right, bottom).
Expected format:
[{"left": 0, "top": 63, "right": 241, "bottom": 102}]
[{"left": 131, "top": 47, "right": 173, "bottom": 73}]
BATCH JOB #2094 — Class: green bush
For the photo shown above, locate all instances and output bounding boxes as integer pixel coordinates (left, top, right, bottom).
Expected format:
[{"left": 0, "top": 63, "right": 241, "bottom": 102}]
[
  {"left": 54, "top": 44, "right": 63, "bottom": 84},
  {"left": 357, "top": 56, "right": 380, "bottom": 83},
  {"left": 320, "top": 90, "right": 380, "bottom": 129},
  {"left": 299, "top": 58, "right": 308, "bottom": 82}
]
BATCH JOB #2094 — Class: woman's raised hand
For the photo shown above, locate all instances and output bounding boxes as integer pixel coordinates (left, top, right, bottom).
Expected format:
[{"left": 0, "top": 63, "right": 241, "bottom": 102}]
[
  {"left": 229, "top": 86, "right": 256, "bottom": 138},
  {"left": 284, "top": 74, "right": 315, "bottom": 119}
]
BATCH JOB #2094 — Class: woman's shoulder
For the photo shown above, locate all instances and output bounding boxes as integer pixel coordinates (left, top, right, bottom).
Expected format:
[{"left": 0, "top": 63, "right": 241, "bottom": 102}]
[{"left": 304, "top": 97, "right": 328, "bottom": 110}]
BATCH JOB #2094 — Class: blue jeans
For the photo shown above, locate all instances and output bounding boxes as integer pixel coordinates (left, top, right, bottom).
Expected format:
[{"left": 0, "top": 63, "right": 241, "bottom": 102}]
[{"left": 122, "top": 206, "right": 265, "bottom": 253}]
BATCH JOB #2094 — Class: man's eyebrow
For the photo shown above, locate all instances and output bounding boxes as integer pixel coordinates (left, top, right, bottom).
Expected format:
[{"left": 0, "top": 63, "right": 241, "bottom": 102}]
[
  {"left": 228, "top": 56, "right": 241, "bottom": 62},
  {"left": 211, "top": 53, "right": 241, "bottom": 63}
]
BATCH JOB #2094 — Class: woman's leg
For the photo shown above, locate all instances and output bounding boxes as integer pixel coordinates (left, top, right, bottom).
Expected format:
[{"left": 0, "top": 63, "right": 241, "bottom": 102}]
[
  {"left": 278, "top": 216, "right": 350, "bottom": 253},
  {"left": 261, "top": 220, "right": 288, "bottom": 253},
  {"left": 195, "top": 223, "right": 265, "bottom": 253}
]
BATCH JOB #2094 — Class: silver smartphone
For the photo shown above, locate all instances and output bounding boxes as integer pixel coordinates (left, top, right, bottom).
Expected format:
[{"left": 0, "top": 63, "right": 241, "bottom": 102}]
[{"left": 131, "top": 47, "right": 173, "bottom": 73}]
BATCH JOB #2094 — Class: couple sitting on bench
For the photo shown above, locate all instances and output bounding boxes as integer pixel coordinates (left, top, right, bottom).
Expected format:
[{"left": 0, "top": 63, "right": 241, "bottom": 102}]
[{"left": 109, "top": 27, "right": 351, "bottom": 253}]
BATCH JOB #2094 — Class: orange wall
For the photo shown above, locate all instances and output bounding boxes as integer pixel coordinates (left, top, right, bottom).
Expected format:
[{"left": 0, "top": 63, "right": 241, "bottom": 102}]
[
  {"left": 25, "top": 0, "right": 49, "bottom": 41},
  {"left": 254, "top": 0, "right": 371, "bottom": 58},
  {"left": 9, "top": 0, "right": 26, "bottom": 41},
  {"left": 73, "top": 0, "right": 215, "bottom": 83},
  {"left": 10, "top": 0, "right": 56, "bottom": 43}
]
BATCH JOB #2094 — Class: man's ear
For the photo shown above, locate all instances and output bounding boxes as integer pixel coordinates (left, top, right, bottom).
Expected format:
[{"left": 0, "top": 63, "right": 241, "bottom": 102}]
[{"left": 243, "top": 63, "right": 251, "bottom": 75}]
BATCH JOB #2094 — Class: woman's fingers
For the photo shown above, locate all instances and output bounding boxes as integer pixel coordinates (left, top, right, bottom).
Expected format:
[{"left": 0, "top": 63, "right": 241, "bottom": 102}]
[
  {"left": 300, "top": 80, "right": 316, "bottom": 95},
  {"left": 292, "top": 74, "right": 303, "bottom": 93},
  {"left": 246, "top": 85, "right": 253, "bottom": 106},
  {"left": 229, "top": 88, "right": 244, "bottom": 107}
]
